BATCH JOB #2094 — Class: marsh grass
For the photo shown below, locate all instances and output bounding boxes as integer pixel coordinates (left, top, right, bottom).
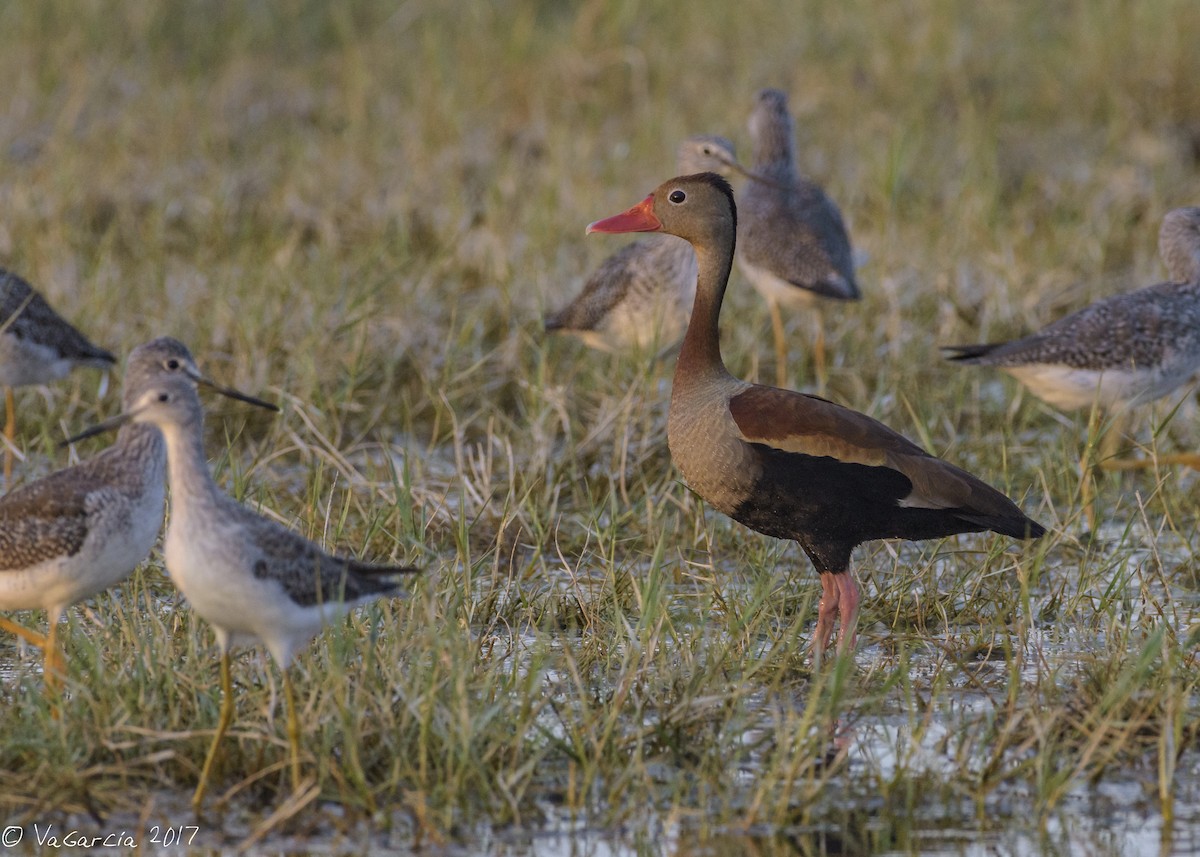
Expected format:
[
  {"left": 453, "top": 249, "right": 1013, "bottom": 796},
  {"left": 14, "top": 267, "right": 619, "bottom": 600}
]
[{"left": 1, "top": 0, "right": 1199, "bottom": 853}]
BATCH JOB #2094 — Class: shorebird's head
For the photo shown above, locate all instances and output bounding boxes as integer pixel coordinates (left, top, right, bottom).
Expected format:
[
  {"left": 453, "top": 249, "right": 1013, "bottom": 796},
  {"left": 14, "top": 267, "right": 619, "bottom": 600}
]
[
  {"left": 62, "top": 364, "right": 277, "bottom": 447},
  {"left": 123, "top": 337, "right": 279, "bottom": 412}
]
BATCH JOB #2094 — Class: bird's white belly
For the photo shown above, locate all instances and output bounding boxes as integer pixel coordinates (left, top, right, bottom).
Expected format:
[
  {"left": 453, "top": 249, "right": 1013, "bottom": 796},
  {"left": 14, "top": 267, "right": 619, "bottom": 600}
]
[
  {"left": 164, "top": 519, "right": 344, "bottom": 664},
  {"left": 0, "top": 557, "right": 89, "bottom": 610},
  {"left": 1005, "top": 364, "right": 1194, "bottom": 410},
  {"left": 0, "top": 336, "right": 73, "bottom": 387},
  {"left": 165, "top": 524, "right": 271, "bottom": 638}
]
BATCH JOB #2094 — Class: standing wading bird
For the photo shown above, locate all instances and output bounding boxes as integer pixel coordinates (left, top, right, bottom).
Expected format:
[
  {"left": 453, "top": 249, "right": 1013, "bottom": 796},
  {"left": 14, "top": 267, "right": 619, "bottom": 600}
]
[
  {"left": 944, "top": 207, "right": 1200, "bottom": 474},
  {"left": 65, "top": 374, "right": 420, "bottom": 810},
  {"left": 545, "top": 135, "right": 746, "bottom": 355},
  {"left": 737, "top": 89, "right": 860, "bottom": 390},
  {"left": 0, "top": 269, "right": 116, "bottom": 483},
  {"left": 588, "top": 173, "right": 1044, "bottom": 663},
  {"left": 0, "top": 338, "right": 277, "bottom": 697}
]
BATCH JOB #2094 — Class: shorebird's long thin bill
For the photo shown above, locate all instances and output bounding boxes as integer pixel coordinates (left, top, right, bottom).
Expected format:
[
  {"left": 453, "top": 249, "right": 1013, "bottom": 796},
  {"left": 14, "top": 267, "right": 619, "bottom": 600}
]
[
  {"left": 194, "top": 377, "right": 279, "bottom": 412},
  {"left": 727, "top": 161, "right": 789, "bottom": 189},
  {"left": 60, "top": 378, "right": 276, "bottom": 447},
  {"left": 60, "top": 412, "right": 135, "bottom": 446}
]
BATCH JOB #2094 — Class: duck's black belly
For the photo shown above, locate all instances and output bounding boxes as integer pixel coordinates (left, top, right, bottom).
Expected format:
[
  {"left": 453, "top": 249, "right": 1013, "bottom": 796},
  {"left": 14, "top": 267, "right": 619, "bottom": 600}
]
[{"left": 729, "top": 444, "right": 987, "bottom": 573}]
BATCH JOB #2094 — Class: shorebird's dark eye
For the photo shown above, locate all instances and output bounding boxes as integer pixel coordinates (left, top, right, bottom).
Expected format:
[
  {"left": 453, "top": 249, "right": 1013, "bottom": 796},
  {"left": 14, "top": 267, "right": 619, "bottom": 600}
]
[
  {"left": 166, "top": 359, "right": 180, "bottom": 370},
  {"left": 157, "top": 393, "right": 170, "bottom": 402},
  {"left": 669, "top": 190, "right": 686, "bottom": 204}
]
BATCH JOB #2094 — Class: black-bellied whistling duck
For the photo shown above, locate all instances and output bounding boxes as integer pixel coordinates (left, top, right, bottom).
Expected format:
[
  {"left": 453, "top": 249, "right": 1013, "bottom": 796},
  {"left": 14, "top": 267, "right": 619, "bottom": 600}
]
[
  {"left": 0, "top": 269, "right": 116, "bottom": 483},
  {"left": 737, "top": 89, "right": 859, "bottom": 390},
  {"left": 545, "top": 136, "right": 743, "bottom": 354},
  {"left": 945, "top": 207, "right": 1200, "bottom": 472},
  {"left": 588, "top": 173, "right": 1045, "bottom": 663}
]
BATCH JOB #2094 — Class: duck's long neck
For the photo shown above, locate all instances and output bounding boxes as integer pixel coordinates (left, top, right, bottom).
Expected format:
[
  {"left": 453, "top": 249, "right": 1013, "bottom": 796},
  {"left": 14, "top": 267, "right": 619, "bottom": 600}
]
[{"left": 677, "top": 230, "right": 736, "bottom": 380}]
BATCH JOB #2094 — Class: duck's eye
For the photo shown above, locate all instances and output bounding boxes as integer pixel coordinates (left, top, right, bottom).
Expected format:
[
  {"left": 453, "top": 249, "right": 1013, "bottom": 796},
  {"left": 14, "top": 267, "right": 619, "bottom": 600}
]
[
  {"left": 669, "top": 190, "right": 686, "bottom": 204},
  {"left": 166, "top": 359, "right": 180, "bottom": 370},
  {"left": 157, "top": 393, "right": 170, "bottom": 403}
]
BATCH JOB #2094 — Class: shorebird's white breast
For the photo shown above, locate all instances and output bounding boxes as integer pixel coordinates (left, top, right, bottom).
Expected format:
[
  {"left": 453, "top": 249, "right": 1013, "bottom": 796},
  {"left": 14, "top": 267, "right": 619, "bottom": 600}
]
[{"left": 163, "top": 511, "right": 344, "bottom": 665}]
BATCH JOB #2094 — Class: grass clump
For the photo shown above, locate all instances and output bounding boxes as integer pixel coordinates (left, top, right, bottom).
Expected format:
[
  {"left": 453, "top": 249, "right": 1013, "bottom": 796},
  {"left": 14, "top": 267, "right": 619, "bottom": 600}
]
[{"left": 0, "top": 0, "right": 1199, "bottom": 853}]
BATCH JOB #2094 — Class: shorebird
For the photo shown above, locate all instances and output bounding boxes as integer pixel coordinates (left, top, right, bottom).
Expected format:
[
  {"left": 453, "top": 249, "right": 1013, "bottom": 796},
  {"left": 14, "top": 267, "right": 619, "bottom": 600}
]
[
  {"left": 66, "top": 374, "right": 419, "bottom": 809},
  {"left": 0, "top": 268, "right": 116, "bottom": 482},
  {"left": 737, "top": 89, "right": 860, "bottom": 389},
  {"left": 545, "top": 135, "right": 744, "bottom": 355},
  {"left": 944, "top": 206, "right": 1200, "bottom": 472},
  {"left": 0, "top": 337, "right": 276, "bottom": 695},
  {"left": 588, "top": 173, "right": 1043, "bottom": 663}
]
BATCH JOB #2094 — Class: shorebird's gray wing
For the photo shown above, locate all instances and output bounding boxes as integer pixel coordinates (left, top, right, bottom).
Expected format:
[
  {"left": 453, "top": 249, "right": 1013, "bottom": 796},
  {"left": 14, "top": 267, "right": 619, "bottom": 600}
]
[
  {"left": 945, "top": 282, "right": 1200, "bottom": 370},
  {"left": 245, "top": 516, "right": 415, "bottom": 608},
  {"left": 0, "top": 269, "right": 116, "bottom": 365},
  {"left": 738, "top": 181, "right": 858, "bottom": 300}
]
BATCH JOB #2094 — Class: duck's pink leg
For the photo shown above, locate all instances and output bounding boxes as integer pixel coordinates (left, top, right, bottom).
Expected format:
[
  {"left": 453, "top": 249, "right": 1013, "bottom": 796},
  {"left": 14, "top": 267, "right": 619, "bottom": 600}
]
[
  {"left": 811, "top": 573, "right": 841, "bottom": 667},
  {"left": 834, "top": 571, "right": 860, "bottom": 654}
]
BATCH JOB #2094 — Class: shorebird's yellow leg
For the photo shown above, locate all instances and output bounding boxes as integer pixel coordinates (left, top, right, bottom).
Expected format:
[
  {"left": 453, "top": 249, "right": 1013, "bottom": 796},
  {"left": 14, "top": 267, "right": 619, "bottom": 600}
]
[
  {"left": 1095, "top": 411, "right": 1129, "bottom": 473},
  {"left": 193, "top": 652, "right": 234, "bottom": 811},
  {"left": 770, "top": 300, "right": 788, "bottom": 388},
  {"left": 1079, "top": 458, "right": 1097, "bottom": 532},
  {"left": 1101, "top": 410, "right": 1200, "bottom": 471},
  {"left": 282, "top": 669, "right": 303, "bottom": 792},
  {"left": 42, "top": 617, "right": 66, "bottom": 695},
  {"left": 1077, "top": 409, "right": 1110, "bottom": 531},
  {"left": 811, "top": 308, "right": 828, "bottom": 395},
  {"left": 4, "top": 386, "right": 15, "bottom": 484},
  {"left": 0, "top": 615, "right": 48, "bottom": 648},
  {"left": 1103, "top": 452, "right": 1200, "bottom": 471}
]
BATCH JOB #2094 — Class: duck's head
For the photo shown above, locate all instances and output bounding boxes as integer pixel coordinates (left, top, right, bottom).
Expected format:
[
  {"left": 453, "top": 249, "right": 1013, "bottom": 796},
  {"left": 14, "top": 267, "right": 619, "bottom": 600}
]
[{"left": 587, "top": 172, "right": 736, "bottom": 248}]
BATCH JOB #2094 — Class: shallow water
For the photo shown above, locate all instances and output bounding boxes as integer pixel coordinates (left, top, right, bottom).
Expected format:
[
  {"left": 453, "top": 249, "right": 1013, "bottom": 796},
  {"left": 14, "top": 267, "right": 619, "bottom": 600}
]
[{"left": 3, "top": 528, "right": 1197, "bottom": 856}]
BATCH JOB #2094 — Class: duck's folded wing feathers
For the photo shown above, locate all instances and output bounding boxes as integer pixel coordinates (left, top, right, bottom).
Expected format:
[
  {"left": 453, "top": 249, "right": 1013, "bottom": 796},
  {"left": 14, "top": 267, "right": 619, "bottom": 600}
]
[{"left": 728, "top": 385, "right": 1039, "bottom": 531}]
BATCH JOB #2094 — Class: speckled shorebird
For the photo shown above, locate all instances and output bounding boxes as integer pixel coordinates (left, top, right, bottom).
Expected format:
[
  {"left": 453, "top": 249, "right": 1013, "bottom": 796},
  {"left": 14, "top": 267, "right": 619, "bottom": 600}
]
[
  {"left": 944, "top": 207, "right": 1200, "bottom": 471},
  {"left": 737, "top": 89, "right": 860, "bottom": 389},
  {"left": 545, "top": 135, "right": 744, "bottom": 355},
  {"left": 0, "top": 269, "right": 116, "bottom": 482},
  {"left": 588, "top": 173, "right": 1043, "bottom": 663},
  {"left": 0, "top": 337, "right": 276, "bottom": 695},
  {"left": 66, "top": 374, "right": 419, "bottom": 809}
]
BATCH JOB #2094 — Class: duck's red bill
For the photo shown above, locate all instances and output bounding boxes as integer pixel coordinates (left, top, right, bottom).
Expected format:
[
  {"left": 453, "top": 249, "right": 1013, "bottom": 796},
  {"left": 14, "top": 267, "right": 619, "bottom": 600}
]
[{"left": 586, "top": 195, "right": 662, "bottom": 234}]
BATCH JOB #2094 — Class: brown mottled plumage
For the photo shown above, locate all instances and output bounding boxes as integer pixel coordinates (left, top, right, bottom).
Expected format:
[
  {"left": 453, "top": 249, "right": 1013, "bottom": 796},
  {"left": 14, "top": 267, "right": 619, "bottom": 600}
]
[{"left": 589, "top": 173, "right": 1043, "bottom": 664}]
